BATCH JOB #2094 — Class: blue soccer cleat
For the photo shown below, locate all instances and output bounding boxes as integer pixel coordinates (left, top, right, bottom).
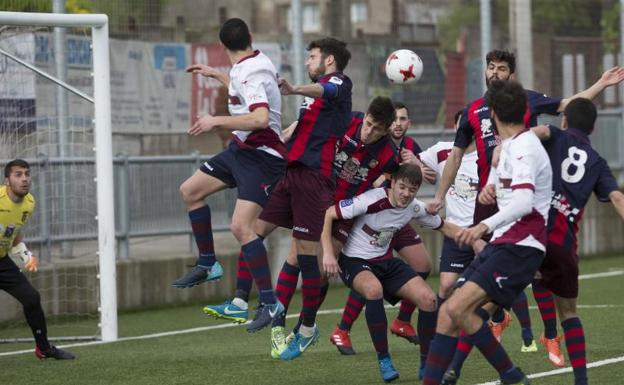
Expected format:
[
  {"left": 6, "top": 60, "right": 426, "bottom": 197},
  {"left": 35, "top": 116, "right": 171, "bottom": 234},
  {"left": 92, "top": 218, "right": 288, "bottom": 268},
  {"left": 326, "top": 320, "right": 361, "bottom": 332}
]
[
  {"left": 246, "top": 301, "right": 285, "bottom": 333},
  {"left": 279, "top": 326, "right": 320, "bottom": 361},
  {"left": 203, "top": 300, "right": 248, "bottom": 324},
  {"left": 172, "top": 261, "right": 223, "bottom": 288},
  {"left": 378, "top": 357, "right": 400, "bottom": 383}
]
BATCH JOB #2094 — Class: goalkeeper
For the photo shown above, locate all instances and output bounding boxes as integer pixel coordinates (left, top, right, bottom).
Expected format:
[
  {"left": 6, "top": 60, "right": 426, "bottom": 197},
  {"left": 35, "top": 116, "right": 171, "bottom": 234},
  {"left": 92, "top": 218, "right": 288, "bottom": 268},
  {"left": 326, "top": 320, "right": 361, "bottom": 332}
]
[{"left": 0, "top": 159, "right": 74, "bottom": 360}]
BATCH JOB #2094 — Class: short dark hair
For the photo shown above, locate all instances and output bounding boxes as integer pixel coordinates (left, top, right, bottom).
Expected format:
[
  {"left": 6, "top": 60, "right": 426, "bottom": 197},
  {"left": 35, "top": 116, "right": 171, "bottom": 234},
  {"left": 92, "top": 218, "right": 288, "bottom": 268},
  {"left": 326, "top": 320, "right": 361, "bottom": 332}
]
[
  {"left": 486, "top": 80, "right": 527, "bottom": 125},
  {"left": 307, "top": 38, "right": 351, "bottom": 72},
  {"left": 393, "top": 101, "right": 409, "bottom": 115},
  {"left": 4, "top": 159, "right": 30, "bottom": 178},
  {"left": 486, "top": 49, "right": 516, "bottom": 74},
  {"left": 219, "top": 18, "right": 252, "bottom": 51},
  {"left": 367, "top": 96, "right": 396, "bottom": 129},
  {"left": 392, "top": 163, "right": 422, "bottom": 187},
  {"left": 564, "top": 98, "right": 597, "bottom": 135}
]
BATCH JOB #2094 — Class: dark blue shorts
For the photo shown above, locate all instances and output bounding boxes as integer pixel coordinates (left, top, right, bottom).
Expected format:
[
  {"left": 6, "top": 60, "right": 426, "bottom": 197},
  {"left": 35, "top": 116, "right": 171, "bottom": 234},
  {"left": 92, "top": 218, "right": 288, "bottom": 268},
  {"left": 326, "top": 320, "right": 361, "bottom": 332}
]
[
  {"left": 457, "top": 243, "right": 544, "bottom": 309},
  {"left": 259, "top": 165, "right": 335, "bottom": 241},
  {"left": 338, "top": 253, "right": 418, "bottom": 305},
  {"left": 200, "top": 141, "right": 286, "bottom": 206},
  {"left": 439, "top": 236, "right": 475, "bottom": 273}
]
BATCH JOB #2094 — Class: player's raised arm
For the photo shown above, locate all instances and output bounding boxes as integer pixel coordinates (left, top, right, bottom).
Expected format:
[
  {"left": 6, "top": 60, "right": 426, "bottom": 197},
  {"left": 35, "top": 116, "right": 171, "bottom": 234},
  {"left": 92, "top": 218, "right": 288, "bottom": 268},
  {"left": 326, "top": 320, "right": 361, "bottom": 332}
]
[
  {"left": 558, "top": 66, "right": 624, "bottom": 112},
  {"left": 609, "top": 190, "right": 624, "bottom": 220},
  {"left": 186, "top": 64, "right": 230, "bottom": 87},
  {"left": 189, "top": 106, "right": 269, "bottom": 136}
]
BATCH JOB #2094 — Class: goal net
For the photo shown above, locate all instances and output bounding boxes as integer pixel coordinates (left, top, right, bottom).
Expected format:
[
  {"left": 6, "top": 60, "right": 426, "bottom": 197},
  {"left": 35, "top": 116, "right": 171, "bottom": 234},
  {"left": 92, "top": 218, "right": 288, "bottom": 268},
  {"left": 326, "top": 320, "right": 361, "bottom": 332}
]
[{"left": 0, "top": 12, "right": 116, "bottom": 345}]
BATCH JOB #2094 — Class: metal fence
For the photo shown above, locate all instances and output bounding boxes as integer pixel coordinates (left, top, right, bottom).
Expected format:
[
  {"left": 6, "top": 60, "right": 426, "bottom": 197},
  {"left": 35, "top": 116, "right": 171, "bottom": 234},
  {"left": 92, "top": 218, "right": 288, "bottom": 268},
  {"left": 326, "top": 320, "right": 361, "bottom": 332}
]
[{"left": 11, "top": 109, "right": 624, "bottom": 260}]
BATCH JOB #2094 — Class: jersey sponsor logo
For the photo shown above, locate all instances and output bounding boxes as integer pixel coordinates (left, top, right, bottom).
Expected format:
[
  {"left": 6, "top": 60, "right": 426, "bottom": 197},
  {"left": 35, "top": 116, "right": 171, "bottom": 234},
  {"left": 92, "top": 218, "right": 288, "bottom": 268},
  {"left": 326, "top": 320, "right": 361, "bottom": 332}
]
[
  {"left": 203, "top": 162, "right": 214, "bottom": 171},
  {"left": 551, "top": 192, "right": 581, "bottom": 223},
  {"left": 329, "top": 76, "right": 343, "bottom": 85},
  {"left": 293, "top": 226, "right": 310, "bottom": 233},
  {"left": 340, "top": 198, "right": 354, "bottom": 208},
  {"left": 363, "top": 224, "right": 398, "bottom": 248},
  {"left": 474, "top": 106, "right": 489, "bottom": 114},
  {"left": 368, "top": 159, "right": 379, "bottom": 168},
  {"left": 450, "top": 262, "right": 465, "bottom": 268}
]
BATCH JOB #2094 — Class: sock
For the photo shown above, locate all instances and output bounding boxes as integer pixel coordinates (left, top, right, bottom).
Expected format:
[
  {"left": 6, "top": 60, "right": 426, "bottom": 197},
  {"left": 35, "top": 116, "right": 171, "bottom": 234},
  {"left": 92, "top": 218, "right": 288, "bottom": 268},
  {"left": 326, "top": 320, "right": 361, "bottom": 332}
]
[
  {"left": 271, "top": 261, "right": 300, "bottom": 327},
  {"left": 235, "top": 250, "right": 252, "bottom": 302},
  {"left": 318, "top": 282, "right": 330, "bottom": 308},
  {"left": 299, "top": 323, "right": 315, "bottom": 337},
  {"left": 512, "top": 291, "right": 534, "bottom": 342},
  {"left": 491, "top": 306, "right": 505, "bottom": 323},
  {"left": 418, "top": 309, "right": 438, "bottom": 372},
  {"left": 533, "top": 280, "right": 558, "bottom": 339},
  {"left": 469, "top": 321, "right": 520, "bottom": 380},
  {"left": 365, "top": 298, "right": 389, "bottom": 360},
  {"left": 397, "top": 300, "right": 417, "bottom": 322},
  {"left": 231, "top": 297, "right": 248, "bottom": 310},
  {"left": 419, "top": 270, "right": 431, "bottom": 280},
  {"left": 241, "top": 237, "right": 275, "bottom": 304},
  {"left": 297, "top": 254, "right": 321, "bottom": 327},
  {"left": 189, "top": 205, "right": 216, "bottom": 266},
  {"left": 562, "top": 317, "right": 588, "bottom": 385},
  {"left": 422, "top": 333, "right": 458, "bottom": 385},
  {"left": 437, "top": 294, "right": 446, "bottom": 307},
  {"left": 339, "top": 290, "right": 366, "bottom": 331},
  {"left": 449, "top": 331, "right": 472, "bottom": 376}
]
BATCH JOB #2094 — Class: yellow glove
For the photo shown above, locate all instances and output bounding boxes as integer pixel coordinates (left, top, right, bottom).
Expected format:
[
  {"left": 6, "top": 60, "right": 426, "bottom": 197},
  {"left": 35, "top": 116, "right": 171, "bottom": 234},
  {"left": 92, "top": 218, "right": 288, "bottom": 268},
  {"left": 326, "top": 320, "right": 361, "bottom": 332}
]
[{"left": 9, "top": 242, "right": 38, "bottom": 272}]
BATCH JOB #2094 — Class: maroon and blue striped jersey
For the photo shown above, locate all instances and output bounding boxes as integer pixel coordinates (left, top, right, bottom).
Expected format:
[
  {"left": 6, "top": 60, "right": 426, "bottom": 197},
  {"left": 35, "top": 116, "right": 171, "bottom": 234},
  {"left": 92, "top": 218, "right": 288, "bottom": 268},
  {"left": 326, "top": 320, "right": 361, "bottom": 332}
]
[
  {"left": 288, "top": 72, "right": 352, "bottom": 177},
  {"left": 333, "top": 112, "right": 400, "bottom": 203},
  {"left": 542, "top": 126, "right": 619, "bottom": 254},
  {"left": 394, "top": 135, "right": 422, "bottom": 156},
  {"left": 454, "top": 90, "right": 561, "bottom": 189}
]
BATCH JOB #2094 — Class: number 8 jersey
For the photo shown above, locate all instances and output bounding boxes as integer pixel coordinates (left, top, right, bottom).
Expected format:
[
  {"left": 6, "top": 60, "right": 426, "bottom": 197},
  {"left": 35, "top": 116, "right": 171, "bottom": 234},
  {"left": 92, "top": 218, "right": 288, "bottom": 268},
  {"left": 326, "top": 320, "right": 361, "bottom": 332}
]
[{"left": 542, "top": 126, "right": 619, "bottom": 255}]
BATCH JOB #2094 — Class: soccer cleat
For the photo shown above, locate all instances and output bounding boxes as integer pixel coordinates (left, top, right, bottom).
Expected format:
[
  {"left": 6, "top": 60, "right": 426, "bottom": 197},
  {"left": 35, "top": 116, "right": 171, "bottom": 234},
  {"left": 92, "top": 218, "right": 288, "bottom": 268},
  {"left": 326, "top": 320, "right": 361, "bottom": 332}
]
[
  {"left": 203, "top": 300, "right": 248, "bottom": 323},
  {"left": 35, "top": 346, "right": 75, "bottom": 360},
  {"left": 521, "top": 339, "right": 538, "bottom": 353},
  {"left": 489, "top": 310, "right": 512, "bottom": 342},
  {"left": 378, "top": 357, "right": 400, "bottom": 383},
  {"left": 540, "top": 334, "right": 565, "bottom": 367},
  {"left": 279, "top": 326, "right": 321, "bottom": 361},
  {"left": 246, "top": 301, "right": 285, "bottom": 333},
  {"left": 271, "top": 326, "right": 288, "bottom": 359},
  {"left": 329, "top": 325, "right": 356, "bottom": 355},
  {"left": 389, "top": 319, "right": 419, "bottom": 345},
  {"left": 497, "top": 374, "right": 531, "bottom": 385},
  {"left": 441, "top": 369, "right": 459, "bottom": 385},
  {"left": 172, "top": 262, "right": 223, "bottom": 288}
]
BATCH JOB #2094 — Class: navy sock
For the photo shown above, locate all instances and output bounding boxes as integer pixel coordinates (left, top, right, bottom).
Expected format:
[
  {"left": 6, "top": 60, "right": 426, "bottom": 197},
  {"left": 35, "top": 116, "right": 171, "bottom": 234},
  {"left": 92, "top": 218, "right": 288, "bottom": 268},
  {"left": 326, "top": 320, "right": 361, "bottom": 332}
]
[
  {"left": 272, "top": 261, "right": 300, "bottom": 327},
  {"left": 235, "top": 250, "right": 252, "bottom": 302},
  {"left": 512, "top": 291, "right": 533, "bottom": 342},
  {"left": 533, "top": 280, "right": 558, "bottom": 339},
  {"left": 469, "top": 321, "right": 519, "bottom": 379},
  {"left": 365, "top": 298, "right": 389, "bottom": 360},
  {"left": 492, "top": 306, "right": 505, "bottom": 323},
  {"left": 422, "top": 333, "right": 458, "bottom": 385},
  {"left": 449, "top": 331, "right": 472, "bottom": 376},
  {"left": 339, "top": 290, "right": 365, "bottom": 331},
  {"left": 189, "top": 206, "right": 215, "bottom": 266},
  {"left": 397, "top": 300, "right": 416, "bottom": 322},
  {"left": 562, "top": 317, "right": 588, "bottom": 385},
  {"left": 418, "top": 309, "right": 438, "bottom": 372},
  {"left": 241, "top": 238, "right": 274, "bottom": 304},
  {"left": 297, "top": 254, "right": 321, "bottom": 327}
]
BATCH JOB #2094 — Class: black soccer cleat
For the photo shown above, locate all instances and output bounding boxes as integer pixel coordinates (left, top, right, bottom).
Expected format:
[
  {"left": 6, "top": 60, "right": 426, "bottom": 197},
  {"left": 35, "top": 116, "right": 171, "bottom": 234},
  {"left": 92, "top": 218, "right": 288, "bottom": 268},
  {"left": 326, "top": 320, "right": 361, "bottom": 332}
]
[
  {"left": 441, "top": 369, "right": 458, "bottom": 385},
  {"left": 35, "top": 346, "right": 75, "bottom": 360}
]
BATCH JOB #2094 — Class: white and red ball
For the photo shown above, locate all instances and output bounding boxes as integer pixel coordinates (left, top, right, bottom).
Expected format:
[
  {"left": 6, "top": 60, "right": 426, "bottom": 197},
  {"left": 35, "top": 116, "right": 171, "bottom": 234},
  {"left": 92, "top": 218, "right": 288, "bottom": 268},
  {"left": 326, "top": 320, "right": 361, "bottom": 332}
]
[{"left": 385, "top": 49, "right": 423, "bottom": 84}]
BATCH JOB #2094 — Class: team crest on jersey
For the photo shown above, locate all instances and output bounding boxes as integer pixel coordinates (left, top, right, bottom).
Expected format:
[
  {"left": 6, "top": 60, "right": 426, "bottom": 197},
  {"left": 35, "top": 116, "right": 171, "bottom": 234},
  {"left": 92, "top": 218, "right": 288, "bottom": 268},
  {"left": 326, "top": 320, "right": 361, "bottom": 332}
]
[
  {"left": 21, "top": 211, "right": 29, "bottom": 222},
  {"left": 3, "top": 224, "right": 15, "bottom": 238},
  {"left": 300, "top": 96, "right": 315, "bottom": 111},
  {"left": 328, "top": 76, "right": 343, "bottom": 85},
  {"left": 413, "top": 204, "right": 420, "bottom": 213},
  {"left": 480, "top": 118, "right": 493, "bottom": 138},
  {"left": 368, "top": 159, "right": 379, "bottom": 168}
]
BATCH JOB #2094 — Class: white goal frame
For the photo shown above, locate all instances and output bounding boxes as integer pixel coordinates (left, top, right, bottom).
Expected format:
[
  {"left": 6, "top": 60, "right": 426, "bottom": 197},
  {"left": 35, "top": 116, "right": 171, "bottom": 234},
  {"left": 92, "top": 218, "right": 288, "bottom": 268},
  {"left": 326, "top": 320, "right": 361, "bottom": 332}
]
[{"left": 0, "top": 12, "right": 117, "bottom": 342}]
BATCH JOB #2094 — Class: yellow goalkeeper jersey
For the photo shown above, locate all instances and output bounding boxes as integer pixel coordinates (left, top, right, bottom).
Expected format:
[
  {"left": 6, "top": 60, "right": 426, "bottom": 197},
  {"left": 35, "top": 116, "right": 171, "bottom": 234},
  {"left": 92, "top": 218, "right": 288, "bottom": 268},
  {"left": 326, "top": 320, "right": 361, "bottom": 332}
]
[{"left": 0, "top": 185, "right": 35, "bottom": 257}]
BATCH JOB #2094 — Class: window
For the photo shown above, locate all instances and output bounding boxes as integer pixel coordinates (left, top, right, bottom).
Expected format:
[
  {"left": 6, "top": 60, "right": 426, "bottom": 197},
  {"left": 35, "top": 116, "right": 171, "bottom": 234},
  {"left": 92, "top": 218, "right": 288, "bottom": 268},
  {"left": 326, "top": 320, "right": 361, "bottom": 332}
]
[
  {"left": 285, "top": 4, "right": 320, "bottom": 33},
  {"left": 351, "top": 1, "right": 368, "bottom": 23}
]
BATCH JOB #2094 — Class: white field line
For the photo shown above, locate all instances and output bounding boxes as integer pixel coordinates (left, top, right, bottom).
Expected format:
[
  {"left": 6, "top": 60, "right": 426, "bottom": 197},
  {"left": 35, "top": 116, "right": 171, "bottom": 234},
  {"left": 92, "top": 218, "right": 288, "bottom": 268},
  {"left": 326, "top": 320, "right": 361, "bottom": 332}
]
[
  {"left": 0, "top": 269, "right": 622, "bottom": 359},
  {"left": 474, "top": 355, "right": 624, "bottom": 385}
]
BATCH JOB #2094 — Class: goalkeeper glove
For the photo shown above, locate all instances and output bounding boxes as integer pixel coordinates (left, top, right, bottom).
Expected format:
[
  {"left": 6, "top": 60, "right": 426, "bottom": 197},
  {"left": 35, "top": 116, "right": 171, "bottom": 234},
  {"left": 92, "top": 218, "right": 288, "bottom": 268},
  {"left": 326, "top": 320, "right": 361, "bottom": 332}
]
[{"left": 9, "top": 242, "right": 38, "bottom": 272}]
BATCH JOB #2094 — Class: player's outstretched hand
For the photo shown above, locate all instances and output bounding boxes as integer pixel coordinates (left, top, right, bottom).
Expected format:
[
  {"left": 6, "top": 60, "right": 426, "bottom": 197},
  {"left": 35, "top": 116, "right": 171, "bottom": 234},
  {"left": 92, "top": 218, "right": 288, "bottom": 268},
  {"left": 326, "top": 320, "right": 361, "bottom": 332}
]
[
  {"left": 426, "top": 197, "right": 444, "bottom": 215},
  {"left": 10, "top": 242, "right": 38, "bottom": 272},
  {"left": 278, "top": 78, "right": 295, "bottom": 95},
  {"left": 323, "top": 253, "right": 341, "bottom": 279},
  {"left": 598, "top": 66, "right": 624, "bottom": 88},
  {"left": 185, "top": 64, "right": 220, "bottom": 78},
  {"left": 189, "top": 113, "right": 218, "bottom": 136},
  {"left": 479, "top": 184, "right": 497, "bottom": 205},
  {"left": 455, "top": 223, "right": 488, "bottom": 248}
]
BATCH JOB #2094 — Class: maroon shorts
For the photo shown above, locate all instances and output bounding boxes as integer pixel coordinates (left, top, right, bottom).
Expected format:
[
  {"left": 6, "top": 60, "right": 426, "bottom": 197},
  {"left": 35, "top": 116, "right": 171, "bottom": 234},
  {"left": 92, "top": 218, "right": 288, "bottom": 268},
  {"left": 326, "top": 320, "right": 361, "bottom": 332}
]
[
  {"left": 331, "top": 218, "right": 354, "bottom": 244},
  {"left": 259, "top": 165, "right": 335, "bottom": 241},
  {"left": 538, "top": 243, "right": 579, "bottom": 298}
]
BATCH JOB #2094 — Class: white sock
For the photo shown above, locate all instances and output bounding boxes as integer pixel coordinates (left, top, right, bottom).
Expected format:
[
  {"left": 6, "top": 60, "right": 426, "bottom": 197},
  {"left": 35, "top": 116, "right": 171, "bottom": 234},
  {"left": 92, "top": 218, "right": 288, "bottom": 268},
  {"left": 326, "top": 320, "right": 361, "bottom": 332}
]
[
  {"left": 299, "top": 324, "right": 316, "bottom": 337},
  {"left": 232, "top": 297, "right": 248, "bottom": 310}
]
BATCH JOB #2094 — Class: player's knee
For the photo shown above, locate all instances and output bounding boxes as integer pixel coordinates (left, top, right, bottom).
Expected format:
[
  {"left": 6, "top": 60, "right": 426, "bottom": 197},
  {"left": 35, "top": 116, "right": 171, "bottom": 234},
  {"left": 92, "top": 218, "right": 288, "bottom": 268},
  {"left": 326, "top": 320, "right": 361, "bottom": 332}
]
[
  {"left": 229, "top": 220, "right": 251, "bottom": 241},
  {"left": 444, "top": 299, "right": 465, "bottom": 325},
  {"left": 438, "top": 282, "right": 454, "bottom": 299},
  {"left": 179, "top": 182, "right": 198, "bottom": 205},
  {"left": 420, "top": 291, "right": 438, "bottom": 312},
  {"left": 362, "top": 283, "right": 383, "bottom": 300}
]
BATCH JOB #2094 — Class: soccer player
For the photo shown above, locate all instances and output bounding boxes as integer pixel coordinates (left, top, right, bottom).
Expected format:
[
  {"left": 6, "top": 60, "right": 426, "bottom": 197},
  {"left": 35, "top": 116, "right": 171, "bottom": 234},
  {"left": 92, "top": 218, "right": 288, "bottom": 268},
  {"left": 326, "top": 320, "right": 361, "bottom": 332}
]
[
  {"left": 322, "top": 163, "right": 460, "bottom": 382},
  {"left": 1, "top": 159, "right": 74, "bottom": 360},
  {"left": 171, "top": 19, "right": 287, "bottom": 329},
  {"left": 531, "top": 98, "right": 624, "bottom": 385},
  {"left": 244, "top": 37, "right": 352, "bottom": 336},
  {"left": 422, "top": 80, "right": 552, "bottom": 385}
]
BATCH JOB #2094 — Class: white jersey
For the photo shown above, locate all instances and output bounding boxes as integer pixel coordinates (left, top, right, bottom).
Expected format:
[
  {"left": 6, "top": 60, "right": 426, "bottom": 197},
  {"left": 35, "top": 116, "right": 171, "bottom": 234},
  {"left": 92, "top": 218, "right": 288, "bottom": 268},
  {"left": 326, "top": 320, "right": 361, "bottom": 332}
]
[
  {"left": 337, "top": 188, "right": 443, "bottom": 260},
  {"left": 228, "top": 50, "right": 283, "bottom": 158},
  {"left": 419, "top": 142, "right": 478, "bottom": 227},
  {"left": 488, "top": 130, "right": 552, "bottom": 251}
]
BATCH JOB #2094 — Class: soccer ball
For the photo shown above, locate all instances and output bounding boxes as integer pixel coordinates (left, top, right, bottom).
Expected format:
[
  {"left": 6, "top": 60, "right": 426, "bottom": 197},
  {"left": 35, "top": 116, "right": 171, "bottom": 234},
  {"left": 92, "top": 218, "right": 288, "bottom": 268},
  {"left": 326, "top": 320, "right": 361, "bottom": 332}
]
[{"left": 385, "top": 49, "right": 423, "bottom": 84}]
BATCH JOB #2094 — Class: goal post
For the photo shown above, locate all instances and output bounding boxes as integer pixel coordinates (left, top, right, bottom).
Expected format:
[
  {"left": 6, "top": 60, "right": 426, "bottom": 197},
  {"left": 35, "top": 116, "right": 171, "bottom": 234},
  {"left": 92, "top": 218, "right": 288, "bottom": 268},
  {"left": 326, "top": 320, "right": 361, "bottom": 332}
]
[{"left": 0, "top": 12, "right": 117, "bottom": 342}]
